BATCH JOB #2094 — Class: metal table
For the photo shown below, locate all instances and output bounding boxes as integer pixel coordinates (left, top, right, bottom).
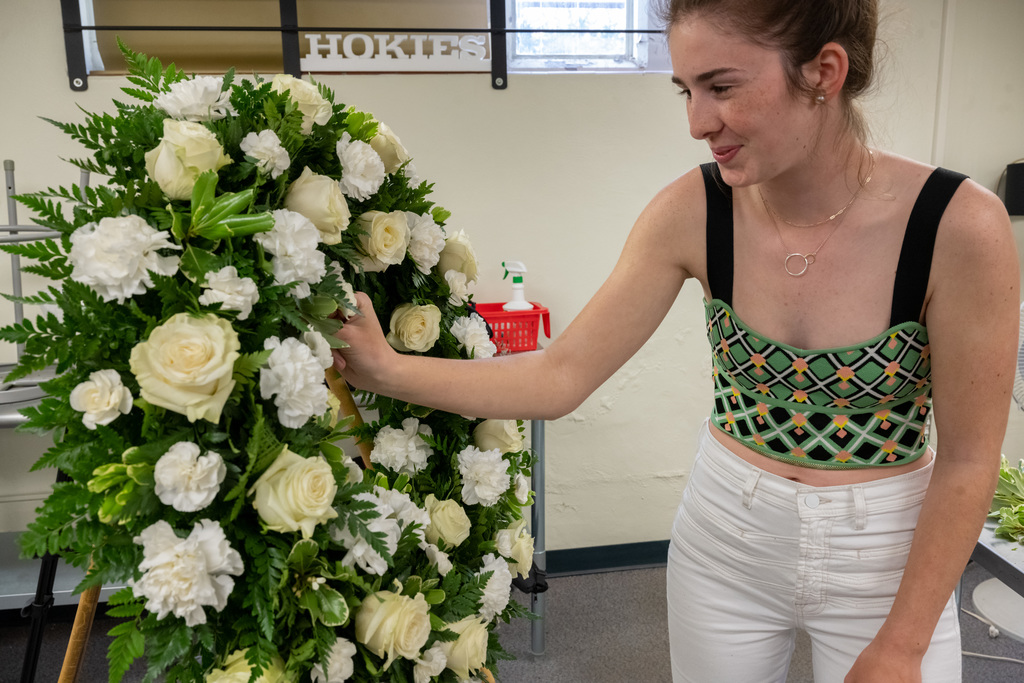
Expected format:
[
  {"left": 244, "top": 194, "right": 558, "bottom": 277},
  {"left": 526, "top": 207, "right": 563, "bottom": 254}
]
[{"left": 971, "top": 520, "right": 1024, "bottom": 597}]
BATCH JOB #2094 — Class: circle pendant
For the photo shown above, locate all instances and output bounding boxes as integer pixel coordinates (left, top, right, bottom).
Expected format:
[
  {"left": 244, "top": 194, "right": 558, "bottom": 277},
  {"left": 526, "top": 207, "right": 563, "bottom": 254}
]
[{"left": 784, "top": 253, "right": 810, "bottom": 277}]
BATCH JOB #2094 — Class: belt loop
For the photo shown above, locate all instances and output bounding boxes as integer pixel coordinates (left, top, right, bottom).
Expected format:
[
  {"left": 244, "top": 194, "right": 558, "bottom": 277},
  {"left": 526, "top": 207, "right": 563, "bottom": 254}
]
[
  {"left": 741, "top": 468, "right": 761, "bottom": 509},
  {"left": 853, "top": 485, "right": 867, "bottom": 530}
]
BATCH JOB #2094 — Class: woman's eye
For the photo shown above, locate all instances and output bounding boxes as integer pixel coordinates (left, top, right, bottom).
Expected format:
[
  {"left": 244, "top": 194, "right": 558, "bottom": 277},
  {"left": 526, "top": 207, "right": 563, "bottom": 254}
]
[
  {"left": 710, "top": 85, "right": 732, "bottom": 95},
  {"left": 677, "top": 89, "right": 691, "bottom": 100}
]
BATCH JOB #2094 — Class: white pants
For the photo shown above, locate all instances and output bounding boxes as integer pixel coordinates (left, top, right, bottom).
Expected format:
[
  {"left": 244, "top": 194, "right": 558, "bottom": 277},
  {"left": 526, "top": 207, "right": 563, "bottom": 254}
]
[{"left": 666, "top": 421, "right": 962, "bottom": 682}]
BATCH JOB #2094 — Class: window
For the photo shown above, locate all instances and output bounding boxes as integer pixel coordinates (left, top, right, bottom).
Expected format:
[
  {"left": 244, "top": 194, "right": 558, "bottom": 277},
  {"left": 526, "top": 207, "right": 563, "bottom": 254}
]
[{"left": 508, "top": 0, "right": 670, "bottom": 72}]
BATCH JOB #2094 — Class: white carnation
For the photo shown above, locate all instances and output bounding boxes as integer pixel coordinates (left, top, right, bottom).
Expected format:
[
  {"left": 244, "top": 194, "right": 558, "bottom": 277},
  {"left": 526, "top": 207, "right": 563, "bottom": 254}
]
[
  {"left": 311, "top": 636, "right": 357, "bottom": 683},
  {"left": 514, "top": 472, "right": 532, "bottom": 505},
  {"left": 332, "top": 492, "right": 401, "bottom": 575},
  {"left": 327, "top": 261, "right": 359, "bottom": 311},
  {"left": 403, "top": 162, "right": 421, "bottom": 186},
  {"left": 451, "top": 315, "right": 496, "bottom": 359},
  {"left": 302, "top": 330, "right": 334, "bottom": 370},
  {"left": 240, "top": 129, "right": 291, "bottom": 179},
  {"left": 477, "top": 553, "right": 513, "bottom": 622},
  {"left": 69, "top": 215, "right": 181, "bottom": 303},
  {"left": 337, "top": 132, "right": 386, "bottom": 201},
  {"left": 374, "top": 486, "right": 432, "bottom": 545},
  {"left": 457, "top": 446, "right": 510, "bottom": 507},
  {"left": 260, "top": 336, "right": 331, "bottom": 428},
  {"left": 254, "top": 209, "right": 327, "bottom": 299},
  {"left": 130, "top": 519, "right": 243, "bottom": 627},
  {"left": 406, "top": 212, "right": 445, "bottom": 274},
  {"left": 413, "top": 644, "right": 448, "bottom": 683},
  {"left": 154, "top": 75, "right": 233, "bottom": 122},
  {"left": 370, "top": 418, "right": 433, "bottom": 475},
  {"left": 445, "top": 270, "right": 470, "bottom": 307},
  {"left": 153, "top": 441, "right": 226, "bottom": 512},
  {"left": 198, "top": 266, "right": 259, "bottom": 320},
  {"left": 69, "top": 369, "right": 133, "bottom": 429},
  {"left": 423, "top": 543, "right": 453, "bottom": 576}
]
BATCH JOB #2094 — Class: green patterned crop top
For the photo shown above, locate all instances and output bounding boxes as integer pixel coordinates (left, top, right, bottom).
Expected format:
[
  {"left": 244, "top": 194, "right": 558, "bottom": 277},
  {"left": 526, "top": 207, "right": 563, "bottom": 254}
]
[{"left": 701, "top": 163, "right": 967, "bottom": 469}]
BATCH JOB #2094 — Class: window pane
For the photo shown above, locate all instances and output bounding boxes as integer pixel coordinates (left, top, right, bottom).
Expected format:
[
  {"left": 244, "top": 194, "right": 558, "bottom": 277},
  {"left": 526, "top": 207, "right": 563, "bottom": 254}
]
[{"left": 514, "top": 1, "right": 631, "bottom": 59}]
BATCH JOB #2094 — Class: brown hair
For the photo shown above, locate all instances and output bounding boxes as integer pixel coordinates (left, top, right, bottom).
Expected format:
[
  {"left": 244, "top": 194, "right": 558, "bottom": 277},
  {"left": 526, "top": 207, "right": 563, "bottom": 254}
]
[{"left": 657, "top": 0, "right": 878, "bottom": 142}]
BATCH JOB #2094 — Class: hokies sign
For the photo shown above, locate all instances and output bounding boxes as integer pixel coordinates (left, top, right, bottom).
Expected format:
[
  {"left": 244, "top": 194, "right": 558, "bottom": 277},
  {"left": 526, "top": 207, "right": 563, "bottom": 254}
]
[{"left": 300, "top": 33, "right": 491, "bottom": 72}]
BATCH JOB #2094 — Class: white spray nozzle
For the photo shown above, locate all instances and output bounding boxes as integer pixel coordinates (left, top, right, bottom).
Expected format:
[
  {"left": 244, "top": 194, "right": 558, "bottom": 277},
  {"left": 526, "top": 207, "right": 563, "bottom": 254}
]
[{"left": 501, "top": 260, "right": 533, "bottom": 311}]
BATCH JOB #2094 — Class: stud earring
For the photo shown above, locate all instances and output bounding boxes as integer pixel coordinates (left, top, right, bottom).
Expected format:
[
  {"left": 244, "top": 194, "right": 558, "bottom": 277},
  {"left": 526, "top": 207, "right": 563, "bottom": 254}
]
[{"left": 815, "top": 94, "right": 826, "bottom": 104}]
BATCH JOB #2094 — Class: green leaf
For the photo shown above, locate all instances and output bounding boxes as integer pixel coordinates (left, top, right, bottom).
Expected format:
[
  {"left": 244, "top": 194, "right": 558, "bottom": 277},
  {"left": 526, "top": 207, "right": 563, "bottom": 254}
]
[
  {"left": 179, "top": 245, "right": 225, "bottom": 284},
  {"left": 287, "top": 538, "right": 319, "bottom": 573},
  {"left": 314, "top": 585, "right": 349, "bottom": 627},
  {"left": 192, "top": 212, "right": 275, "bottom": 239}
]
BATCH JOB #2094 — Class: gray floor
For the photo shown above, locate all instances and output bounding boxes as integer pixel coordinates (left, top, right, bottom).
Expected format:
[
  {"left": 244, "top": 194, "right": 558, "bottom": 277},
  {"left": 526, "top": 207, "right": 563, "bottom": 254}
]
[{"left": 1, "top": 562, "right": 1023, "bottom": 682}]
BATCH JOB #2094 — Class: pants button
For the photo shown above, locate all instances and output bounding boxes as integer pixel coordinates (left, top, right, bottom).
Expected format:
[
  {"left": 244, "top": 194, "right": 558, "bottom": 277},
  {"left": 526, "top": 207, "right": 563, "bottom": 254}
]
[{"left": 805, "top": 493, "right": 820, "bottom": 508}]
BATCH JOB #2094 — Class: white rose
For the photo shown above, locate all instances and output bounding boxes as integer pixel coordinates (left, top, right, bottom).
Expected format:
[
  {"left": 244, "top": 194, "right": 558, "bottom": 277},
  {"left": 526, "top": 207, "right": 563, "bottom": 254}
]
[
  {"left": 144, "top": 119, "right": 232, "bottom": 200},
  {"left": 337, "top": 132, "right": 386, "bottom": 201},
  {"left": 514, "top": 472, "right": 532, "bottom": 505},
  {"left": 444, "top": 270, "right": 470, "bottom": 306},
  {"left": 154, "top": 75, "right": 233, "bottom": 122},
  {"left": 370, "top": 121, "right": 411, "bottom": 174},
  {"left": 130, "top": 519, "right": 243, "bottom": 627},
  {"left": 423, "top": 543, "right": 453, "bottom": 576},
  {"left": 310, "top": 637, "right": 357, "bottom": 683},
  {"left": 260, "top": 335, "right": 332, "bottom": 428},
  {"left": 69, "top": 215, "right": 181, "bottom": 304},
  {"left": 437, "top": 229, "right": 478, "bottom": 283},
  {"left": 423, "top": 494, "right": 472, "bottom": 547},
  {"left": 406, "top": 212, "right": 445, "bottom": 275},
  {"left": 284, "top": 166, "right": 350, "bottom": 245},
  {"left": 477, "top": 553, "right": 513, "bottom": 622},
  {"left": 302, "top": 330, "right": 334, "bottom": 370},
  {"left": 457, "top": 446, "right": 510, "bottom": 507},
  {"left": 356, "top": 211, "right": 410, "bottom": 272},
  {"left": 473, "top": 420, "right": 523, "bottom": 454},
  {"left": 355, "top": 590, "right": 432, "bottom": 670},
  {"left": 153, "top": 441, "right": 226, "bottom": 512},
  {"left": 240, "top": 129, "right": 291, "bottom": 179},
  {"left": 386, "top": 304, "right": 441, "bottom": 353},
  {"left": 495, "top": 517, "right": 535, "bottom": 579},
  {"left": 69, "top": 369, "right": 133, "bottom": 429},
  {"left": 129, "top": 313, "right": 239, "bottom": 423},
  {"left": 198, "top": 265, "right": 259, "bottom": 320},
  {"left": 271, "top": 74, "right": 332, "bottom": 134},
  {"left": 250, "top": 446, "right": 338, "bottom": 538},
  {"left": 207, "top": 650, "right": 288, "bottom": 683},
  {"left": 451, "top": 315, "right": 496, "bottom": 360},
  {"left": 332, "top": 492, "right": 400, "bottom": 575},
  {"left": 254, "top": 209, "right": 327, "bottom": 299},
  {"left": 370, "top": 417, "right": 433, "bottom": 475},
  {"left": 439, "top": 616, "right": 489, "bottom": 681}
]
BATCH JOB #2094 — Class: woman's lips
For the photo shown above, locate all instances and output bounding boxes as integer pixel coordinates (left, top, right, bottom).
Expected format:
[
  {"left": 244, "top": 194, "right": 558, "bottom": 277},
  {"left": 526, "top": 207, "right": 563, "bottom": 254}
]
[{"left": 711, "top": 146, "right": 740, "bottom": 164}]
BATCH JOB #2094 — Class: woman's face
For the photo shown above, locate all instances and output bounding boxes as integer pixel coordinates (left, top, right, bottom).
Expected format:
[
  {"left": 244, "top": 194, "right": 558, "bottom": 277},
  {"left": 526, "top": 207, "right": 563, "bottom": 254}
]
[{"left": 669, "top": 16, "right": 820, "bottom": 187}]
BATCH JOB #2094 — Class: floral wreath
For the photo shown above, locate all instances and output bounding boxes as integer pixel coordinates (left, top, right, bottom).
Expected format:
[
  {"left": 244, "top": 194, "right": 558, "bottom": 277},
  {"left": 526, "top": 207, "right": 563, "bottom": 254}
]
[{"left": 2, "top": 42, "right": 534, "bottom": 683}]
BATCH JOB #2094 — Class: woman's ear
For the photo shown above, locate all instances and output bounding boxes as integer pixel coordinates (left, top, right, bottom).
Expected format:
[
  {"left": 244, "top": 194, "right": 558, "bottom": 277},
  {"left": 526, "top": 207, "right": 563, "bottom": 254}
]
[{"left": 803, "top": 41, "right": 850, "bottom": 102}]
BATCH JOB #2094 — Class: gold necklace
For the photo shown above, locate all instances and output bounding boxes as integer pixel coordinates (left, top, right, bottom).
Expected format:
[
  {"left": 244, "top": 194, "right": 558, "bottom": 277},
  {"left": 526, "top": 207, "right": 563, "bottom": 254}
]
[{"left": 759, "top": 149, "right": 875, "bottom": 277}]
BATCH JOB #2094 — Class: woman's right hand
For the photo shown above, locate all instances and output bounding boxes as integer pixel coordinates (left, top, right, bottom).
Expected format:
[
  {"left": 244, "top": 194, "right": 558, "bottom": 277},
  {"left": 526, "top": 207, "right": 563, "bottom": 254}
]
[{"left": 332, "top": 292, "right": 395, "bottom": 393}]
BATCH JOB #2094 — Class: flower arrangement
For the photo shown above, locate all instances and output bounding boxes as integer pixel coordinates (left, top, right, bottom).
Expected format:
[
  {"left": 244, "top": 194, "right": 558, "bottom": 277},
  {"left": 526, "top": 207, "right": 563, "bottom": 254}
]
[{"left": 2, "top": 42, "right": 535, "bottom": 683}]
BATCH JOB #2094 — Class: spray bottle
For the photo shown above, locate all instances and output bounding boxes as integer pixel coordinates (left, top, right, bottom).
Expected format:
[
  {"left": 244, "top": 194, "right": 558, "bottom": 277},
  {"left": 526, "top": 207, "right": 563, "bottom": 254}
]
[{"left": 501, "top": 261, "right": 534, "bottom": 311}]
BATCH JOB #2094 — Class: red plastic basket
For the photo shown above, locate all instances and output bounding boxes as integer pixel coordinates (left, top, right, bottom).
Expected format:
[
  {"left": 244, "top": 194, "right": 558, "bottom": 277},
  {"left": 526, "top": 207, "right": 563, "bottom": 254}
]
[{"left": 475, "top": 302, "right": 551, "bottom": 354}]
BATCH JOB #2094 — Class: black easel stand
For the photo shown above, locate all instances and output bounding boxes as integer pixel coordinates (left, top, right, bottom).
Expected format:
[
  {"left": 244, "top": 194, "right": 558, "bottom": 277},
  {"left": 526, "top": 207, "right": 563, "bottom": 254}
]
[{"left": 19, "top": 469, "right": 71, "bottom": 683}]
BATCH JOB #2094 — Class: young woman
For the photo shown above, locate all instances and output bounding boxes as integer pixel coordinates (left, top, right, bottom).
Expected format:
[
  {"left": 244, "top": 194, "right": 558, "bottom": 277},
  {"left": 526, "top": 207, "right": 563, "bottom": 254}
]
[{"left": 334, "top": 1, "right": 1019, "bottom": 680}]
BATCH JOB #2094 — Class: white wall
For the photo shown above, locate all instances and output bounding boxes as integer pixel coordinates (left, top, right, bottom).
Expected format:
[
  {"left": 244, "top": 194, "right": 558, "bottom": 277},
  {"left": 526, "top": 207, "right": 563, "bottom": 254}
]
[{"left": 1, "top": 0, "right": 1023, "bottom": 547}]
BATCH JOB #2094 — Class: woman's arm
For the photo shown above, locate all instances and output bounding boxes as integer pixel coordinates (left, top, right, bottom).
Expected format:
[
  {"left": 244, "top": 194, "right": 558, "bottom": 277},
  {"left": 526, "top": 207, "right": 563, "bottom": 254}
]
[
  {"left": 333, "top": 169, "right": 707, "bottom": 421},
  {"left": 846, "top": 180, "right": 1020, "bottom": 682}
]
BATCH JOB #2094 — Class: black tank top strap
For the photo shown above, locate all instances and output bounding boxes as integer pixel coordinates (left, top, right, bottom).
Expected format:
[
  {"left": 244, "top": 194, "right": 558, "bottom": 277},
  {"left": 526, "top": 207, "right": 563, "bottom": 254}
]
[
  {"left": 701, "top": 162, "right": 734, "bottom": 305},
  {"left": 888, "top": 167, "right": 969, "bottom": 327}
]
